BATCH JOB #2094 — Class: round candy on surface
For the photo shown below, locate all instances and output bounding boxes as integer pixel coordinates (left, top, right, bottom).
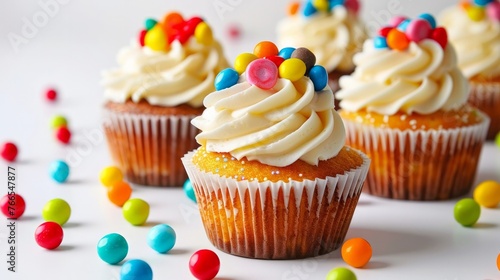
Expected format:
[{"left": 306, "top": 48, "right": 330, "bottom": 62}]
[
  {"left": 303, "top": 1, "right": 317, "bottom": 17},
  {"left": 309, "top": 65, "right": 328, "bottom": 91},
  {"left": 253, "top": 41, "right": 279, "bottom": 58},
  {"left": 107, "top": 181, "right": 133, "bottom": 207},
  {"left": 123, "top": 198, "right": 150, "bottom": 226},
  {"left": 313, "top": 0, "right": 329, "bottom": 11},
  {"left": 49, "top": 160, "right": 70, "bottom": 183},
  {"left": 55, "top": 126, "right": 71, "bottom": 144},
  {"left": 473, "top": 180, "right": 500, "bottom": 208},
  {"left": 97, "top": 233, "right": 128, "bottom": 264},
  {"left": 144, "top": 18, "right": 157, "bottom": 31},
  {"left": 265, "top": 55, "right": 286, "bottom": 68},
  {"left": 387, "top": 29, "right": 410, "bottom": 51},
  {"left": 144, "top": 25, "right": 168, "bottom": 51},
  {"left": 0, "top": 194, "right": 26, "bottom": 219},
  {"left": 234, "top": 53, "right": 258, "bottom": 74},
  {"left": 1, "top": 142, "right": 18, "bottom": 162},
  {"left": 147, "top": 224, "right": 176, "bottom": 254},
  {"left": 183, "top": 179, "right": 197, "bottom": 203},
  {"left": 418, "top": 13, "right": 437, "bottom": 29},
  {"left": 45, "top": 88, "right": 57, "bottom": 101},
  {"left": 291, "top": 47, "right": 316, "bottom": 74},
  {"left": 163, "top": 12, "right": 184, "bottom": 27},
  {"left": 35, "top": 221, "right": 63, "bottom": 250},
  {"left": 406, "top": 19, "right": 432, "bottom": 43},
  {"left": 278, "top": 47, "right": 296, "bottom": 59},
  {"left": 287, "top": 1, "right": 300, "bottom": 16},
  {"left": 430, "top": 27, "right": 448, "bottom": 49},
  {"left": 474, "top": 0, "right": 494, "bottom": 7},
  {"left": 496, "top": 132, "right": 500, "bottom": 148},
  {"left": 214, "top": 68, "right": 239, "bottom": 90},
  {"left": 454, "top": 198, "right": 481, "bottom": 227},
  {"left": 279, "top": 58, "right": 306, "bottom": 82},
  {"left": 246, "top": 59, "right": 279, "bottom": 90},
  {"left": 341, "top": 237, "right": 372, "bottom": 268},
  {"left": 42, "top": 198, "right": 71, "bottom": 226},
  {"left": 195, "top": 22, "right": 214, "bottom": 45},
  {"left": 487, "top": 2, "right": 500, "bottom": 21},
  {"left": 326, "top": 267, "right": 357, "bottom": 280},
  {"left": 189, "top": 249, "right": 220, "bottom": 280},
  {"left": 50, "top": 115, "right": 67, "bottom": 129},
  {"left": 99, "top": 166, "right": 123, "bottom": 187},
  {"left": 120, "top": 259, "right": 153, "bottom": 280},
  {"left": 389, "top": 16, "right": 408, "bottom": 27},
  {"left": 467, "top": 6, "right": 486, "bottom": 21},
  {"left": 373, "top": 36, "right": 388, "bottom": 48}
]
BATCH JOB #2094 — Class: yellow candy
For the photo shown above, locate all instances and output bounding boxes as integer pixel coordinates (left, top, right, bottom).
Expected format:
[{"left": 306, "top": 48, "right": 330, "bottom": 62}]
[
  {"left": 144, "top": 25, "right": 168, "bottom": 51},
  {"left": 234, "top": 53, "right": 258, "bottom": 74},
  {"left": 195, "top": 22, "right": 213, "bottom": 45},
  {"left": 279, "top": 58, "right": 306, "bottom": 82},
  {"left": 100, "top": 166, "right": 123, "bottom": 188},
  {"left": 467, "top": 6, "right": 486, "bottom": 21},
  {"left": 313, "top": 0, "right": 329, "bottom": 12},
  {"left": 473, "top": 180, "right": 500, "bottom": 208}
]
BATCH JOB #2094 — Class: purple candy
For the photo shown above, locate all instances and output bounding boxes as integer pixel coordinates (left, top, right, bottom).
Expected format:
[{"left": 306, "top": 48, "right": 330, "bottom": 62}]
[{"left": 246, "top": 59, "right": 278, "bottom": 90}]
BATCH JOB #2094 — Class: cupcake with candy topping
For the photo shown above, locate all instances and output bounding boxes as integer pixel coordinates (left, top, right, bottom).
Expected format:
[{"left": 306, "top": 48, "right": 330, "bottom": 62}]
[
  {"left": 336, "top": 14, "right": 490, "bottom": 200},
  {"left": 102, "top": 12, "right": 229, "bottom": 187},
  {"left": 440, "top": 0, "right": 500, "bottom": 139},
  {"left": 277, "top": 0, "right": 367, "bottom": 107},
  {"left": 182, "top": 41, "right": 370, "bottom": 259}
]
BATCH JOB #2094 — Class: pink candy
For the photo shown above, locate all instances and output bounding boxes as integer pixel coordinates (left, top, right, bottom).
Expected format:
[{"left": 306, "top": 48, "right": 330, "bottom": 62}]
[
  {"left": 406, "top": 19, "right": 432, "bottom": 43},
  {"left": 246, "top": 59, "right": 278, "bottom": 90},
  {"left": 389, "top": 16, "right": 408, "bottom": 27},
  {"left": 487, "top": 2, "right": 500, "bottom": 21}
]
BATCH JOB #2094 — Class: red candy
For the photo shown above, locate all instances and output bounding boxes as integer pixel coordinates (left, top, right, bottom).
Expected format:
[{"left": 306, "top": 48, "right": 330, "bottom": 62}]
[
  {"left": 35, "top": 221, "right": 63, "bottom": 250},
  {"left": 55, "top": 127, "right": 71, "bottom": 144},
  {"left": 378, "top": 26, "right": 393, "bottom": 37},
  {"left": 345, "top": 0, "right": 360, "bottom": 15},
  {"left": 1, "top": 142, "right": 18, "bottom": 162},
  {"left": 265, "top": 55, "right": 285, "bottom": 68},
  {"left": 139, "top": 29, "right": 147, "bottom": 46},
  {"left": 431, "top": 27, "right": 448, "bottom": 49},
  {"left": 246, "top": 59, "right": 279, "bottom": 90},
  {"left": 45, "top": 88, "right": 57, "bottom": 101},
  {"left": 184, "top": 17, "right": 204, "bottom": 36},
  {"left": 406, "top": 19, "right": 432, "bottom": 43},
  {"left": 189, "top": 249, "right": 220, "bottom": 280},
  {"left": 0, "top": 194, "right": 26, "bottom": 219}
]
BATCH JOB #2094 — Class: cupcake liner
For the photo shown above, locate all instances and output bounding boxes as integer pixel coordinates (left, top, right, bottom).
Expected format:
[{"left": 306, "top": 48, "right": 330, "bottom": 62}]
[
  {"left": 181, "top": 149, "right": 370, "bottom": 259},
  {"left": 342, "top": 113, "right": 490, "bottom": 200},
  {"left": 468, "top": 80, "right": 500, "bottom": 140},
  {"left": 103, "top": 108, "right": 199, "bottom": 187}
]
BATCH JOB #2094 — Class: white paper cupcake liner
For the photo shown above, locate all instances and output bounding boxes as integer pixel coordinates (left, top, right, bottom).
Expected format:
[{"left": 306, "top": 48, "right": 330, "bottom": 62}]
[
  {"left": 103, "top": 108, "right": 199, "bottom": 187},
  {"left": 181, "top": 149, "right": 370, "bottom": 259},
  {"left": 468, "top": 81, "right": 500, "bottom": 139},
  {"left": 343, "top": 112, "right": 490, "bottom": 200}
]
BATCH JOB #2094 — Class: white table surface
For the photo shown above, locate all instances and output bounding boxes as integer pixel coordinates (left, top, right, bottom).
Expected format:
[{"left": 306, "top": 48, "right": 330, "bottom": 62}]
[{"left": 1, "top": 0, "right": 500, "bottom": 279}]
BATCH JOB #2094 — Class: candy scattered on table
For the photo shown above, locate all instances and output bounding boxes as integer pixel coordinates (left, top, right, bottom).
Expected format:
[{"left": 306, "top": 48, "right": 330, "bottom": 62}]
[
  {"left": 189, "top": 249, "right": 220, "bottom": 280},
  {"left": 183, "top": 179, "right": 197, "bottom": 203},
  {"left": 147, "top": 224, "right": 176, "bottom": 254},
  {"left": 460, "top": 0, "right": 500, "bottom": 21},
  {"left": 473, "top": 180, "right": 500, "bottom": 208},
  {"left": 99, "top": 166, "right": 124, "bottom": 187},
  {"left": 122, "top": 198, "right": 150, "bottom": 226},
  {"left": 50, "top": 115, "right": 68, "bottom": 129},
  {"left": 107, "top": 181, "right": 133, "bottom": 207},
  {"left": 246, "top": 59, "right": 279, "bottom": 90},
  {"left": 454, "top": 198, "right": 481, "bottom": 227},
  {"left": 42, "top": 198, "right": 71, "bottom": 226},
  {"left": 55, "top": 126, "right": 71, "bottom": 144},
  {"left": 44, "top": 88, "right": 57, "bottom": 102},
  {"left": 35, "top": 221, "right": 64, "bottom": 250},
  {"left": 495, "top": 132, "right": 500, "bottom": 148},
  {"left": 49, "top": 160, "right": 70, "bottom": 183},
  {"left": 97, "top": 233, "right": 128, "bottom": 265},
  {"left": 341, "top": 237, "right": 372, "bottom": 268},
  {"left": 326, "top": 267, "right": 357, "bottom": 280},
  {"left": 120, "top": 259, "right": 153, "bottom": 280},
  {"left": 0, "top": 194, "right": 26, "bottom": 219},
  {"left": 1, "top": 142, "right": 18, "bottom": 162}
]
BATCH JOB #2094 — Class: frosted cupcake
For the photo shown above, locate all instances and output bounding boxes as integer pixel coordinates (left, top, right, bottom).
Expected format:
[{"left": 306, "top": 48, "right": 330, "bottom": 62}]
[
  {"left": 182, "top": 42, "right": 370, "bottom": 259},
  {"left": 440, "top": 0, "right": 500, "bottom": 139},
  {"left": 336, "top": 14, "right": 490, "bottom": 200},
  {"left": 277, "top": 0, "right": 367, "bottom": 107},
  {"left": 102, "top": 12, "right": 229, "bottom": 186}
]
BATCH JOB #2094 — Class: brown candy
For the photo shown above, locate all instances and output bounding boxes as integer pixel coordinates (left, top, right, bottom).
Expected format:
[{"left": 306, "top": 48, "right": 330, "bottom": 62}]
[{"left": 291, "top": 47, "right": 316, "bottom": 75}]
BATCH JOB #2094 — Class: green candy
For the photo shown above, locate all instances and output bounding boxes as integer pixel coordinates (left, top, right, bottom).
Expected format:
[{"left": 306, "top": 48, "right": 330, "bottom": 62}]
[
  {"left": 326, "top": 267, "right": 357, "bottom": 280},
  {"left": 50, "top": 115, "right": 67, "bottom": 129},
  {"left": 123, "top": 198, "right": 149, "bottom": 226},
  {"left": 454, "top": 198, "right": 481, "bottom": 227},
  {"left": 495, "top": 132, "right": 500, "bottom": 148},
  {"left": 145, "top": 18, "right": 158, "bottom": 31},
  {"left": 42, "top": 198, "right": 71, "bottom": 226}
]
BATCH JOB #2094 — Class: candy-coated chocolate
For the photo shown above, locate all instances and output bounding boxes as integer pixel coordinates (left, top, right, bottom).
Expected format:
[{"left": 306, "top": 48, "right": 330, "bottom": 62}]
[
  {"left": 122, "top": 198, "right": 150, "bottom": 226},
  {"left": 313, "top": 0, "right": 329, "bottom": 11},
  {"left": 254, "top": 41, "right": 279, "bottom": 58},
  {"left": 378, "top": 26, "right": 392, "bottom": 37},
  {"left": 0, "top": 194, "right": 25, "bottom": 219},
  {"left": 396, "top": 19, "right": 411, "bottom": 31},
  {"left": 406, "top": 19, "right": 432, "bottom": 43},
  {"left": 50, "top": 115, "right": 67, "bottom": 129},
  {"left": 487, "top": 2, "right": 500, "bottom": 21},
  {"left": 108, "top": 181, "right": 132, "bottom": 207},
  {"left": 291, "top": 47, "right": 316, "bottom": 74},
  {"left": 467, "top": 5, "right": 486, "bottom": 21},
  {"left": 474, "top": 0, "right": 494, "bottom": 7},
  {"left": 418, "top": 13, "right": 437, "bottom": 29},
  {"left": 99, "top": 166, "right": 123, "bottom": 187},
  {"left": 1, "top": 142, "right": 18, "bottom": 162},
  {"left": 454, "top": 198, "right": 481, "bottom": 227},
  {"left": 189, "top": 249, "right": 220, "bottom": 280},
  {"left": 45, "top": 88, "right": 57, "bottom": 101},
  {"left": 144, "top": 18, "right": 157, "bottom": 31},
  {"left": 303, "top": 1, "right": 317, "bottom": 17},
  {"left": 246, "top": 59, "right": 279, "bottom": 90},
  {"left": 163, "top": 12, "right": 184, "bottom": 28},
  {"left": 473, "top": 180, "right": 500, "bottom": 208},
  {"left": 173, "top": 30, "right": 191, "bottom": 44},
  {"left": 326, "top": 267, "right": 357, "bottom": 280},
  {"left": 430, "top": 27, "right": 448, "bottom": 49},
  {"left": 145, "top": 25, "right": 168, "bottom": 51},
  {"left": 278, "top": 47, "right": 296, "bottom": 59},
  {"left": 329, "top": 0, "right": 345, "bottom": 9},
  {"left": 309, "top": 65, "right": 328, "bottom": 91},
  {"left": 120, "top": 259, "right": 153, "bottom": 280},
  {"left": 234, "top": 53, "right": 258, "bottom": 74},
  {"left": 49, "top": 160, "right": 70, "bottom": 183},
  {"left": 97, "top": 233, "right": 128, "bottom": 264},
  {"left": 195, "top": 22, "right": 214, "bottom": 45},
  {"left": 139, "top": 29, "right": 147, "bottom": 46},
  {"left": 265, "top": 55, "right": 286, "bottom": 68},
  {"left": 42, "top": 198, "right": 71, "bottom": 226},
  {"left": 279, "top": 58, "right": 306, "bottom": 82},
  {"left": 184, "top": 17, "right": 204, "bottom": 36},
  {"left": 341, "top": 237, "right": 372, "bottom": 268},
  {"left": 387, "top": 29, "right": 410, "bottom": 51},
  {"left": 373, "top": 36, "right": 388, "bottom": 48},
  {"left": 214, "top": 68, "right": 239, "bottom": 90},
  {"left": 287, "top": 1, "right": 300, "bottom": 15},
  {"left": 147, "top": 224, "right": 176, "bottom": 254},
  {"left": 183, "top": 179, "right": 197, "bottom": 203},
  {"left": 496, "top": 132, "right": 500, "bottom": 148},
  {"left": 55, "top": 126, "right": 71, "bottom": 144},
  {"left": 35, "top": 222, "right": 63, "bottom": 250},
  {"left": 389, "top": 16, "right": 408, "bottom": 27}
]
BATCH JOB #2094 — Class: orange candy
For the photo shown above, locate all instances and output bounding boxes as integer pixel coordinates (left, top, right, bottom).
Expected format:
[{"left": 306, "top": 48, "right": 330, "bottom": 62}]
[
  {"left": 254, "top": 41, "right": 279, "bottom": 58},
  {"left": 387, "top": 29, "right": 410, "bottom": 51},
  {"left": 107, "top": 181, "right": 132, "bottom": 207},
  {"left": 460, "top": 1, "right": 471, "bottom": 10},
  {"left": 162, "top": 12, "right": 184, "bottom": 39},
  {"left": 341, "top": 237, "right": 372, "bottom": 268},
  {"left": 287, "top": 2, "right": 300, "bottom": 16},
  {"left": 497, "top": 253, "right": 500, "bottom": 271}
]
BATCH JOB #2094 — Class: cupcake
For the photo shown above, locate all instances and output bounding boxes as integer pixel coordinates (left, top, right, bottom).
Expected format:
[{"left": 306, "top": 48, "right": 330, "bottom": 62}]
[
  {"left": 440, "top": 1, "right": 500, "bottom": 139},
  {"left": 336, "top": 14, "right": 490, "bottom": 200},
  {"left": 277, "top": 0, "right": 367, "bottom": 107},
  {"left": 102, "top": 12, "right": 229, "bottom": 186},
  {"left": 182, "top": 42, "right": 370, "bottom": 259}
]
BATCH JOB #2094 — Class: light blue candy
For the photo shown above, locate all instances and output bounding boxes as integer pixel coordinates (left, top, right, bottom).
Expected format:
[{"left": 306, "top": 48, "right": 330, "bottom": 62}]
[
  {"left": 303, "top": 1, "right": 317, "bottom": 17},
  {"left": 309, "top": 65, "right": 328, "bottom": 92},
  {"left": 418, "top": 13, "right": 437, "bottom": 29},
  {"left": 397, "top": 19, "right": 410, "bottom": 31},
  {"left": 147, "top": 224, "right": 176, "bottom": 254},
  {"left": 97, "top": 233, "right": 128, "bottom": 265},
  {"left": 373, "top": 36, "right": 388, "bottom": 49},
  {"left": 330, "top": 0, "right": 345, "bottom": 10},
  {"left": 278, "top": 47, "right": 296, "bottom": 59},
  {"left": 49, "top": 160, "right": 69, "bottom": 183},
  {"left": 120, "top": 259, "right": 152, "bottom": 280},
  {"left": 183, "top": 179, "right": 197, "bottom": 203},
  {"left": 214, "top": 68, "right": 239, "bottom": 90},
  {"left": 144, "top": 18, "right": 157, "bottom": 31},
  {"left": 474, "top": 0, "right": 494, "bottom": 7}
]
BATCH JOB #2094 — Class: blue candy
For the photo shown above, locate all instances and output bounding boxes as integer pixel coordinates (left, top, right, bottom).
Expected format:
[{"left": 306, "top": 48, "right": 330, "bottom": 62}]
[
  {"left": 278, "top": 47, "right": 296, "bottom": 59},
  {"left": 474, "top": 0, "right": 494, "bottom": 7},
  {"left": 120, "top": 259, "right": 153, "bottom": 280},
  {"left": 373, "top": 36, "right": 388, "bottom": 49},
  {"left": 214, "top": 68, "right": 239, "bottom": 90},
  {"left": 418, "top": 13, "right": 437, "bottom": 29},
  {"left": 49, "top": 160, "right": 69, "bottom": 183},
  {"left": 330, "top": 0, "right": 345, "bottom": 10},
  {"left": 144, "top": 18, "right": 157, "bottom": 31},
  {"left": 183, "top": 179, "right": 197, "bottom": 203},
  {"left": 147, "top": 224, "right": 176, "bottom": 254},
  {"left": 309, "top": 65, "right": 328, "bottom": 92},
  {"left": 97, "top": 233, "right": 128, "bottom": 265},
  {"left": 397, "top": 19, "right": 411, "bottom": 31},
  {"left": 303, "top": 1, "right": 317, "bottom": 17}
]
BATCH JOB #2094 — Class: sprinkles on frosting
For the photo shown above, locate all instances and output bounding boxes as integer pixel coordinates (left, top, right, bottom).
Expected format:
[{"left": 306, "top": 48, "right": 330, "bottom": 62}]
[
  {"left": 287, "top": 0, "right": 360, "bottom": 17},
  {"left": 374, "top": 14, "right": 448, "bottom": 51},
  {"left": 214, "top": 41, "right": 328, "bottom": 92},
  {"left": 460, "top": 0, "right": 500, "bottom": 22},
  {"left": 138, "top": 12, "right": 214, "bottom": 52}
]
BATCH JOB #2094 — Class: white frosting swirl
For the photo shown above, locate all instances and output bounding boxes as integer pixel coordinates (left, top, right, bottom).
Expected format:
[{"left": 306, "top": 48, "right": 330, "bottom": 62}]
[
  {"left": 336, "top": 39, "right": 468, "bottom": 115},
  {"left": 277, "top": 6, "right": 367, "bottom": 73},
  {"left": 102, "top": 38, "right": 228, "bottom": 107},
  {"left": 440, "top": 6, "right": 500, "bottom": 79},
  {"left": 192, "top": 77, "right": 346, "bottom": 167}
]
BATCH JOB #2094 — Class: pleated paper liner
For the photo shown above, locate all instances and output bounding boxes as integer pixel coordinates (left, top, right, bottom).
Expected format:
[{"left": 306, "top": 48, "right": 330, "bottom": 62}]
[
  {"left": 342, "top": 112, "right": 490, "bottom": 200},
  {"left": 103, "top": 109, "right": 199, "bottom": 187},
  {"left": 468, "top": 79, "right": 500, "bottom": 140},
  {"left": 182, "top": 149, "right": 370, "bottom": 260}
]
